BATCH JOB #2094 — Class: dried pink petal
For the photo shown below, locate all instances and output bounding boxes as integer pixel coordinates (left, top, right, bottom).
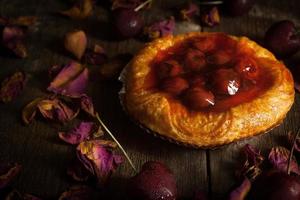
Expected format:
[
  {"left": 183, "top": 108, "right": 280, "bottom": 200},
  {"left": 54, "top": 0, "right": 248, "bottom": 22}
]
[
  {"left": 179, "top": 2, "right": 199, "bottom": 21},
  {"left": 67, "top": 159, "right": 91, "bottom": 182},
  {"left": 268, "top": 146, "right": 300, "bottom": 175},
  {"left": 59, "top": 121, "right": 95, "bottom": 145},
  {"left": 77, "top": 140, "right": 123, "bottom": 185},
  {"left": 84, "top": 44, "right": 107, "bottom": 65},
  {"left": 0, "top": 162, "right": 22, "bottom": 189},
  {"left": 0, "top": 71, "right": 27, "bottom": 103},
  {"left": 22, "top": 97, "right": 43, "bottom": 124},
  {"left": 60, "top": 0, "right": 93, "bottom": 19},
  {"left": 47, "top": 61, "right": 89, "bottom": 97},
  {"left": 236, "top": 144, "right": 264, "bottom": 180},
  {"left": 2, "top": 26, "right": 27, "bottom": 58},
  {"left": 80, "top": 95, "right": 96, "bottom": 117},
  {"left": 144, "top": 17, "right": 175, "bottom": 40},
  {"left": 37, "top": 98, "right": 79, "bottom": 123},
  {"left": 227, "top": 178, "right": 251, "bottom": 200},
  {"left": 58, "top": 186, "right": 95, "bottom": 200},
  {"left": 64, "top": 30, "right": 87, "bottom": 60},
  {"left": 201, "top": 6, "right": 220, "bottom": 27}
]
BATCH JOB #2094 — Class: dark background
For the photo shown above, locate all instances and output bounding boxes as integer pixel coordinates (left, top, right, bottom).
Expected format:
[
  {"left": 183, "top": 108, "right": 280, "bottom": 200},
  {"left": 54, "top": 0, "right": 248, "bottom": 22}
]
[{"left": 0, "top": 0, "right": 299, "bottom": 199}]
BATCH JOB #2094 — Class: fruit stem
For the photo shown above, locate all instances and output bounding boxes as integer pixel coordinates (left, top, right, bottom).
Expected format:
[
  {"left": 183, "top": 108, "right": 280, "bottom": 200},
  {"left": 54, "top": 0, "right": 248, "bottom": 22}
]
[
  {"left": 287, "top": 128, "right": 300, "bottom": 175},
  {"left": 95, "top": 113, "right": 137, "bottom": 173},
  {"left": 134, "top": 0, "right": 153, "bottom": 12},
  {"left": 197, "top": 1, "right": 223, "bottom": 5}
]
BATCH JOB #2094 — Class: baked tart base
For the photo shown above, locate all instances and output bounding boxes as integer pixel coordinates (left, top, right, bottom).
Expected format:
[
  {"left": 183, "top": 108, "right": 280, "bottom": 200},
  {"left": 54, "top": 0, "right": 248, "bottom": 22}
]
[{"left": 121, "top": 32, "right": 295, "bottom": 148}]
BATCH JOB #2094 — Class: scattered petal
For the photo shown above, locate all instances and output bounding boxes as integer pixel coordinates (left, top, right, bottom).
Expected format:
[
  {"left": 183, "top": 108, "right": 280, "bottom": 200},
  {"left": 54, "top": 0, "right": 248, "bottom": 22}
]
[
  {"left": 0, "top": 71, "right": 27, "bottom": 103},
  {"left": 47, "top": 61, "right": 89, "bottom": 97},
  {"left": 77, "top": 140, "right": 123, "bottom": 185},
  {"left": 37, "top": 98, "right": 79, "bottom": 123},
  {"left": 60, "top": 0, "right": 93, "bottom": 19},
  {"left": 64, "top": 30, "right": 87, "bottom": 60},
  {"left": 58, "top": 186, "right": 95, "bottom": 200},
  {"left": 2, "top": 26, "right": 27, "bottom": 58},
  {"left": 111, "top": 0, "right": 151, "bottom": 10},
  {"left": 236, "top": 144, "right": 264, "bottom": 180},
  {"left": 0, "top": 162, "right": 22, "bottom": 189},
  {"left": 179, "top": 2, "right": 199, "bottom": 21},
  {"left": 22, "top": 97, "right": 43, "bottom": 124},
  {"left": 268, "top": 146, "right": 300, "bottom": 175},
  {"left": 84, "top": 44, "right": 107, "bottom": 65},
  {"left": 227, "top": 178, "right": 251, "bottom": 200},
  {"left": 99, "top": 53, "right": 133, "bottom": 80},
  {"left": 67, "top": 159, "right": 91, "bottom": 182},
  {"left": 80, "top": 95, "right": 96, "bottom": 117},
  {"left": 59, "top": 121, "right": 95, "bottom": 145},
  {"left": 0, "top": 16, "right": 38, "bottom": 27},
  {"left": 201, "top": 6, "right": 220, "bottom": 27},
  {"left": 144, "top": 17, "right": 175, "bottom": 40}
]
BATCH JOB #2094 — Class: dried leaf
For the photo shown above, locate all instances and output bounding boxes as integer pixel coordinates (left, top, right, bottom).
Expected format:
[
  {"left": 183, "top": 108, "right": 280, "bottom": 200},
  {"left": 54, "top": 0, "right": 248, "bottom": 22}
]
[
  {"left": 179, "top": 2, "right": 199, "bottom": 21},
  {"left": 0, "top": 162, "right": 22, "bottom": 189},
  {"left": 0, "top": 71, "right": 27, "bottom": 103},
  {"left": 0, "top": 16, "right": 38, "bottom": 27},
  {"left": 22, "top": 97, "right": 43, "bottom": 124},
  {"left": 268, "top": 146, "right": 300, "bottom": 175},
  {"left": 77, "top": 140, "right": 123, "bottom": 185},
  {"left": 37, "top": 98, "right": 79, "bottom": 123},
  {"left": 144, "top": 17, "right": 175, "bottom": 40},
  {"left": 60, "top": 0, "right": 93, "bottom": 19},
  {"left": 47, "top": 61, "right": 89, "bottom": 97},
  {"left": 59, "top": 121, "right": 95, "bottom": 145},
  {"left": 201, "top": 6, "right": 220, "bottom": 27},
  {"left": 2, "top": 26, "right": 27, "bottom": 58},
  {"left": 80, "top": 95, "right": 96, "bottom": 117},
  {"left": 67, "top": 159, "right": 91, "bottom": 182},
  {"left": 58, "top": 186, "right": 95, "bottom": 200},
  {"left": 227, "top": 178, "right": 251, "bottom": 200},
  {"left": 84, "top": 44, "right": 107, "bottom": 65},
  {"left": 64, "top": 30, "right": 87, "bottom": 60}
]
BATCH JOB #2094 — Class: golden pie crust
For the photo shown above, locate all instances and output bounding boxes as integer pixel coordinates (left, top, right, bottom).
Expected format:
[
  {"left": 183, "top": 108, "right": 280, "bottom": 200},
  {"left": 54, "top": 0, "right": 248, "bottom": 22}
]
[{"left": 122, "top": 32, "right": 295, "bottom": 148}]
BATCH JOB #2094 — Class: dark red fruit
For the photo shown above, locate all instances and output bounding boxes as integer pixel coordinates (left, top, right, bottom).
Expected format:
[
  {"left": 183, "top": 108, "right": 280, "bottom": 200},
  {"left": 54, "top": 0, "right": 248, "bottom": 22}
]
[
  {"left": 206, "top": 51, "right": 231, "bottom": 65},
  {"left": 160, "top": 77, "right": 189, "bottom": 96},
  {"left": 249, "top": 170, "right": 300, "bottom": 200},
  {"left": 185, "top": 49, "right": 206, "bottom": 71},
  {"left": 265, "top": 20, "right": 300, "bottom": 58},
  {"left": 193, "top": 37, "right": 215, "bottom": 52},
  {"left": 189, "top": 75, "right": 206, "bottom": 88},
  {"left": 211, "top": 69, "right": 241, "bottom": 95},
  {"left": 158, "top": 60, "right": 183, "bottom": 79},
  {"left": 128, "top": 161, "right": 177, "bottom": 200},
  {"left": 112, "top": 9, "right": 143, "bottom": 39},
  {"left": 234, "top": 57, "right": 260, "bottom": 80},
  {"left": 224, "top": 0, "right": 256, "bottom": 17},
  {"left": 183, "top": 87, "right": 215, "bottom": 110}
]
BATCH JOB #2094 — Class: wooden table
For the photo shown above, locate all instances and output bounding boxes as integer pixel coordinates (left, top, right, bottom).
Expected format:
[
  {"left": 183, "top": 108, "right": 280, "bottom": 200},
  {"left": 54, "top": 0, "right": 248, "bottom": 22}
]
[{"left": 0, "top": 0, "right": 299, "bottom": 199}]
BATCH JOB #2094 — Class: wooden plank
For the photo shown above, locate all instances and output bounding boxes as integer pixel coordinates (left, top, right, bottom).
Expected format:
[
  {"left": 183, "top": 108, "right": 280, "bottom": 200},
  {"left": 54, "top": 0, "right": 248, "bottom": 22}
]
[
  {"left": 0, "top": 0, "right": 208, "bottom": 199},
  {"left": 203, "top": 1, "right": 300, "bottom": 199}
]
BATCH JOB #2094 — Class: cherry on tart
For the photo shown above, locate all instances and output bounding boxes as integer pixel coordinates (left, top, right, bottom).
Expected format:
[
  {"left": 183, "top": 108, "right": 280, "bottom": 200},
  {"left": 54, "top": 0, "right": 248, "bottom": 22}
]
[{"left": 123, "top": 32, "right": 294, "bottom": 148}]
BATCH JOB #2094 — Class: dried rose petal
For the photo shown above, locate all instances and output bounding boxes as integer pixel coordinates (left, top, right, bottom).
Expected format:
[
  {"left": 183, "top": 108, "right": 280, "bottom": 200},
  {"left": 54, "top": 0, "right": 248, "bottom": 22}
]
[
  {"left": 2, "top": 26, "right": 27, "bottom": 58},
  {"left": 67, "top": 159, "right": 91, "bottom": 182},
  {"left": 111, "top": 0, "right": 151, "bottom": 10},
  {"left": 236, "top": 144, "right": 264, "bottom": 180},
  {"left": 99, "top": 53, "right": 133, "bottom": 80},
  {"left": 60, "top": 0, "right": 93, "bottom": 19},
  {"left": 268, "top": 146, "right": 300, "bottom": 175},
  {"left": 64, "top": 30, "right": 87, "bottom": 60},
  {"left": 37, "top": 98, "right": 79, "bottom": 123},
  {"left": 0, "top": 71, "right": 27, "bottom": 103},
  {"left": 47, "top": 61, "right": 89, "bottom": 97},
  {"left": 201, "top": 6, "right": 220, "bottom": 27},
  {"left": 179, "top": 2, "right": 199, "bottom": 21},
  {"left": 0, "top": 16, "right": 38, "bottom": 27},
  {"left": 84, "top": 44, "right": 107, "bottom": 65},
  {"left": 22, "top": 97, "right": 43, "bottom": 124},
  {"left": 144, "top": 17, "right": 175, "bottom": 40},
  {"left": 80, "top": 95, "right": 96, "bottom": 117},
  {"left": 77, "top": 140, "right": 123, "bottom": 185},
  {"left": 227, "top": 178, "right": 251, "bottom": 200},
  {"left": 58, "top": 186, "right": 95, "bottom": 200},
  {"left": 0, "top": 162, "right": 22, "bottom": 189},
  {"left": 59, "top": 121, "right": 95, "bottom": 145}
]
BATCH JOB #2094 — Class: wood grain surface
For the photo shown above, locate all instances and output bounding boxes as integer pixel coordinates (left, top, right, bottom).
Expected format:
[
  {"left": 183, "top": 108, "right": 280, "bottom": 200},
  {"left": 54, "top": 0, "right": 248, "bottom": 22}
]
[{"left": 0, "top": 0, "right": 299, "bottom": 199}]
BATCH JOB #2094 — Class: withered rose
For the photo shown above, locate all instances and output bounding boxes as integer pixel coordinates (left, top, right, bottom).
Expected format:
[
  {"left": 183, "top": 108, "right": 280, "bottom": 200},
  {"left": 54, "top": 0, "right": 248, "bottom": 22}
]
[
  {"left": 22, "top": 97, "right": 43, "bottom": 124},
  {"left": 144, "top": 17, "right": 175, "bottom": 40},
  {"left": 80, "top": 95, "right": 96, "bottom": 117}
]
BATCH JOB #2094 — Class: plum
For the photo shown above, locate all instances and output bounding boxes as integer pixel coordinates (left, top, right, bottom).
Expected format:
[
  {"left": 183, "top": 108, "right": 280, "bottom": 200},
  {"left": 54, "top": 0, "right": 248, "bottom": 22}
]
[
  {"left": 128, "top": 161, "right": 177, "bottom": 200},
  {"left": 265, "top": 20, "right": 300, "bottom": 58}
]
